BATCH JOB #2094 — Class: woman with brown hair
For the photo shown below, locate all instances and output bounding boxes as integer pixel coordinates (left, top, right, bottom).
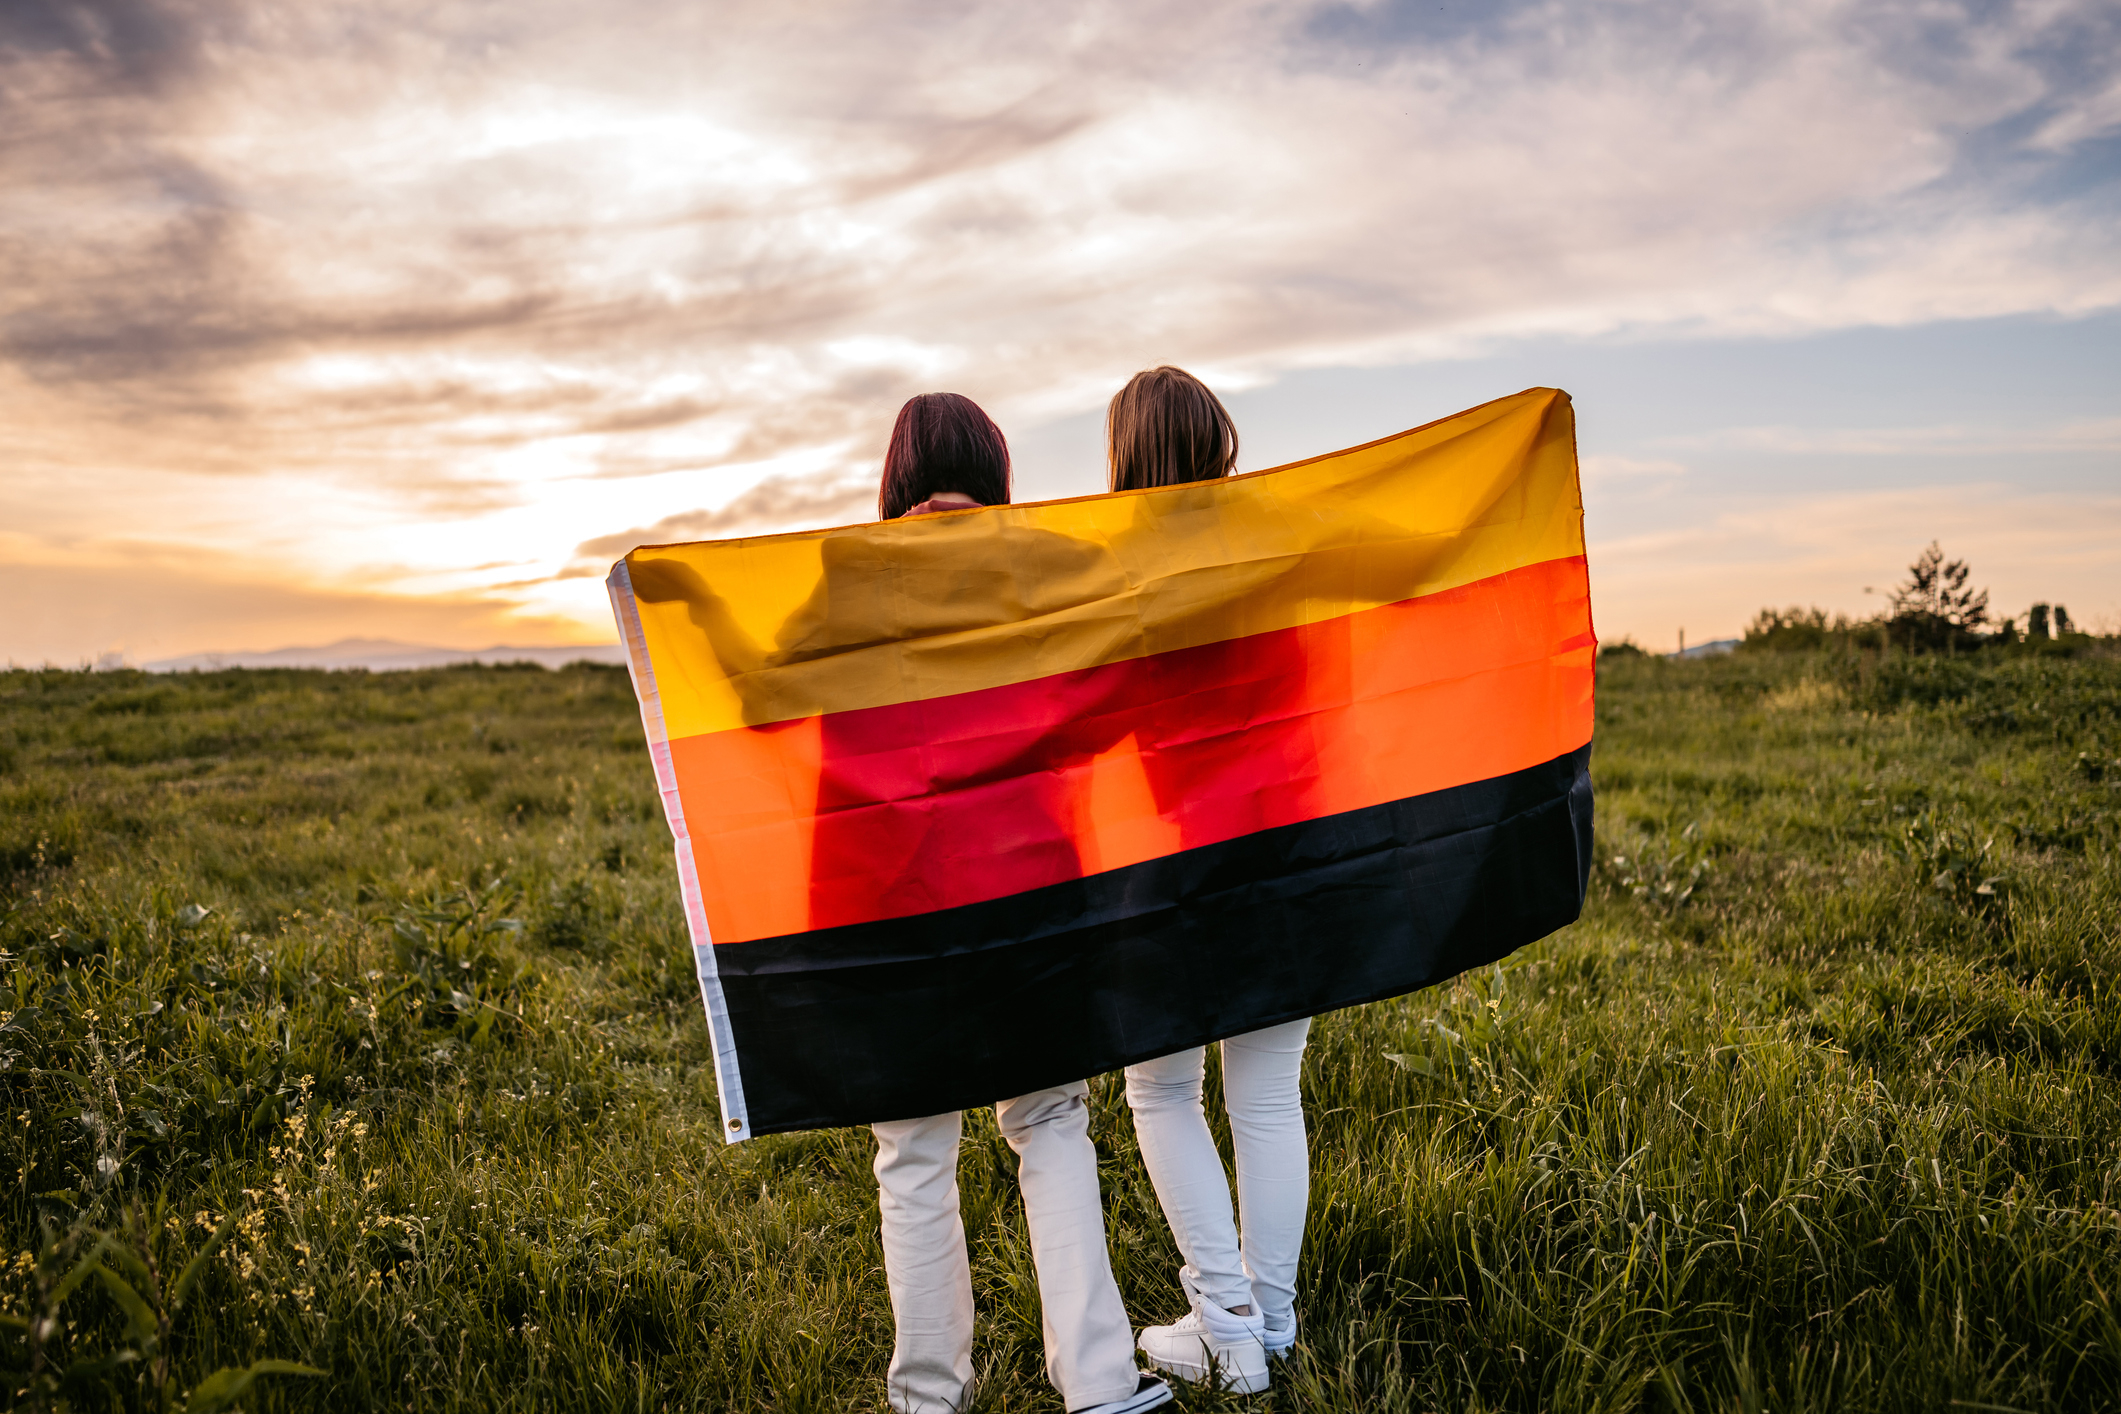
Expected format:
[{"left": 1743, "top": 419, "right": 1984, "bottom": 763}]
[
  {"left": 1105, "top": 365, "right": 1241, "bottom": 491},
  {"left": 1109, "top": 367, "right": 1312, "bottom": 1395}
]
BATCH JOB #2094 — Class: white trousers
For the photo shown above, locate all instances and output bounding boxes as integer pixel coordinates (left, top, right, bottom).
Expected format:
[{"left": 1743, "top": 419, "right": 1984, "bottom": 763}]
[
  {"left": 872, "top": 1081, "right": 1140, "bottom": 1413},
  {"left": 1122, "top": 1017, "right": 1311, "bottom": 1322}
]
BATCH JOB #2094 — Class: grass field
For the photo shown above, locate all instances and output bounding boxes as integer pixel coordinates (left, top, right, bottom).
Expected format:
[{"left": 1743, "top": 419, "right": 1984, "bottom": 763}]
[{"left": 3, "top": 648, "right": 2118, "bottom": 1412}]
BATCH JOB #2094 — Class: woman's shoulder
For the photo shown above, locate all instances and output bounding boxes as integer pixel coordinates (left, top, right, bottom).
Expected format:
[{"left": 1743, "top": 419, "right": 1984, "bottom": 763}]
[{"left": 903, "top": 497, "right": 982, "bottom": 517}]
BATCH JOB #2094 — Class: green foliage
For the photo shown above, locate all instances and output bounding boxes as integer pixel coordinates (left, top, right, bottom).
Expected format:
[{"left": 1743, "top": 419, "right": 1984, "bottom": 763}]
[
  {"left": 1742, "top": 546, "right": 2112, "bottom": 661},
  {"left": 3, "top": 657, "right": 2120, "bottom": 1411},
  {"left": 1740, "top": 605, "right": 2116, "bottom": 659},
  {"left": 1740, "top": 605, "right": 1885, "bottom": 654},
  {"left": 1894, "top": 811, "right": 2006, "bottom": 911},
  {"left": 3, "top": 1201, "right": 320, "bottom": 1411},
  {"left": 1602, "top": 820, "right": 1713, "bottom": 907},
  {"left": 1887, "top": 540, "right": 1990, "bottom": 650}
]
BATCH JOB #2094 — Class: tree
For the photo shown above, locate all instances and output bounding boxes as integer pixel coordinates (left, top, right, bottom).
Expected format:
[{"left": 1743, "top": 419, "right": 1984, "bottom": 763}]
[
  {"left": 2055, "top": 604, "right": 2076, "bottom": 635},
  {"left": 1888, "top": 542, "right": 1988, "bottom": 651},
  {"left": 2028, "top": 603, "right": 2051, "bottom": 640}
]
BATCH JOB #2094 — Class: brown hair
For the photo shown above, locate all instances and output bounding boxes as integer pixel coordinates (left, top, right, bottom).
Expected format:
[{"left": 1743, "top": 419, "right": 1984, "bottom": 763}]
[
  {"left": 878, "top": 393, "right": 1012, "bottom": 519},
  {"left": 1106, "top": 366, "right": 1238, "bottom": 492}
]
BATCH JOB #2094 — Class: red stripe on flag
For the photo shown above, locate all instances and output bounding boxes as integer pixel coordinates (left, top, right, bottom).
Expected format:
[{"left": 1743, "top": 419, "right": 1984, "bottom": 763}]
[{"left": 671, "top": 554, "right": 1593, "bottom": 942}]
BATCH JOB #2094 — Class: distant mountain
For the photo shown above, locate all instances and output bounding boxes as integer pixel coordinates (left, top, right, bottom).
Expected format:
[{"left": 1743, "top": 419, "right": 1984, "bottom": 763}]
[
  {"left": 140, "top": 638, "right": 629, "bottom": 673},
  {"left": 1669, "top": 638, "right": 1739, "bottom": 659}
]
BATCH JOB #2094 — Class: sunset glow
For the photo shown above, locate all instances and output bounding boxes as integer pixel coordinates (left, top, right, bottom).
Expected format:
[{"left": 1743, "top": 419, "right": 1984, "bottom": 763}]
[{"left": 5, "top": 0, "right": 2118, "bottom": 665}]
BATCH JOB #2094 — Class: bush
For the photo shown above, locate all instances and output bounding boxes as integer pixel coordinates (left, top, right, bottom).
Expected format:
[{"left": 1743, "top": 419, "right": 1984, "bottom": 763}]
[
  {"left": 1741, "top": 606, "right": 1884, "bottom": 653},
  {"left": 1859, "top": 654, "right": 1983, "bottom": 710}
]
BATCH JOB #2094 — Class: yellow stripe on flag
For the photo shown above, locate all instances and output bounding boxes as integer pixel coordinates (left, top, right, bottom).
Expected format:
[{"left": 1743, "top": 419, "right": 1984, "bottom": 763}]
[{"left": 623, "top": 386, "right": 1581, "bottom": 740}]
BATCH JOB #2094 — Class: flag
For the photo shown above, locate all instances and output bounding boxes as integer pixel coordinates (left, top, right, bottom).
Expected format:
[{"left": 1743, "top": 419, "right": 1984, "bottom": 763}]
[{"left": 608, "top": 387, "right": 1595, "bottom": 1139}]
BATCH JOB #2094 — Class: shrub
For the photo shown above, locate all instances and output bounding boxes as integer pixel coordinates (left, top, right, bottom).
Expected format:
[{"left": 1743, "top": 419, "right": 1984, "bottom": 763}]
[
  {"left": 1886, "top": 542, "right": 1989, "bottom": 651},
  {"left": 1740, "top": 606, "right": 1884, "bottom": 653}
]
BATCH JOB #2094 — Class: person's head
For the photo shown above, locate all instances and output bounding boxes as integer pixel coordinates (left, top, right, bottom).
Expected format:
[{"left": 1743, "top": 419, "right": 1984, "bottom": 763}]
[
  {"left": 878, "top": 393, "right": 1011, "bottom": 519},
  {"left": 1106, "top": 366, "right": 1238, "bottom": 492}
]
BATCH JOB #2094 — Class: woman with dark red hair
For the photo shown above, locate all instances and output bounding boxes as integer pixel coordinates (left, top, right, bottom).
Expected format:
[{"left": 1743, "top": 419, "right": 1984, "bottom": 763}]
[
  {"left": 877, "top": 391, "right": 1013, "bottom": 518},
  {"left": 864, "top": 391, "right": 1172, "bottom": 1414}
]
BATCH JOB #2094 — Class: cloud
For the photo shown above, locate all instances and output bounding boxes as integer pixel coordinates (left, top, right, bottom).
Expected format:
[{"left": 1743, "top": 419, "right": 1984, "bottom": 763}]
[
  {"left": 1580, "top": 455, "right": 1688, "bottom": 488},
  {"left": 0, "top": 540, "right": 603, "bottom": 667},
  {"left": 1589, "top": 482, "right": 2121, "bottom": 649},
  {"left": 1656, "top": 417, "right": 2121, "bottom": 457},
  {"left": 2028, "top": 67, "right": 2121, "bottom": 152},
  {"left": 4, "top": 0, "right": 2120, "bottom": 658},
  {"left": 0, "top": 0, "right": 206, "bottom": 88},
  {"left": 571, "top": 471, "right": 880, "bottom": 563}
]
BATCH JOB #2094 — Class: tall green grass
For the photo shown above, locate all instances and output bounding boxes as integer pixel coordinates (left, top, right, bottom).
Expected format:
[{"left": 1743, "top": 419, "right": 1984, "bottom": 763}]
[{"left": 2, "top": 652, "right": 2117, "bottom": 1411}]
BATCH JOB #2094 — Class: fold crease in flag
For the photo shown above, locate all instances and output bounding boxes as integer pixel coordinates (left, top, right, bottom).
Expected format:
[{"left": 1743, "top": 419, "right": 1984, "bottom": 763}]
[{"left": 609, "top": 386, "right": 1596, "bottom": 1139}]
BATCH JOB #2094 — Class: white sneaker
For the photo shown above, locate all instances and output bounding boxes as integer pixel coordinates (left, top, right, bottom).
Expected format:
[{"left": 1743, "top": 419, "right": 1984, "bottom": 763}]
[
  {"left": 1069, "top": 1373, "right": 1174, "bottom": 1414},
  {"left": 1263, "top": 1311, "right": 1298, "bottom": 1358},
  {"left": 1138, "top": 1302, "right": 1270, "bottom": 1394}
]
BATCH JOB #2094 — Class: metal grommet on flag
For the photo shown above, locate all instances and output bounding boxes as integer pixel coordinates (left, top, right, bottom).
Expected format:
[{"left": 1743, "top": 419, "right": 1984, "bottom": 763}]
[{"left": 610, "top": 387, "right": 1597, "bottom": 1139}]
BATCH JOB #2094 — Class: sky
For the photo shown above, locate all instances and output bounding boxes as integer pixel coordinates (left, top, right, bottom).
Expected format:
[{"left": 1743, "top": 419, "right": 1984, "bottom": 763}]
[{"left": 4, "top": 0, "right": 2118, "bottom": 665}]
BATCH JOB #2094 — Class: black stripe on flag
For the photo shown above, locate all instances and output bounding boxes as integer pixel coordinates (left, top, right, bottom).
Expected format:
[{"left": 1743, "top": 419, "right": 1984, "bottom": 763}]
[{"left": 715, "top": 742, "right": 1593, "bottom": 1135}]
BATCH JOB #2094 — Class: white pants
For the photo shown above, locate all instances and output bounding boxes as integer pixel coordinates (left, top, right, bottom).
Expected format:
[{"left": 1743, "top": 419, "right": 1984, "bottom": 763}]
[
  {"left": 1123, "top": 1018, "right": 1311, "bottom": 1322},
  {"left": 872, "top": 1081, "right": 1140, "bottom": 1413}
]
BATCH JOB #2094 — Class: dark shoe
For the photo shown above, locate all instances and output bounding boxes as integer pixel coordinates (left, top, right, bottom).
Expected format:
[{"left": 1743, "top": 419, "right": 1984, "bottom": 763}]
[{"left": 1069, "top": 1373, "right": 1175, "bottom": 1414}]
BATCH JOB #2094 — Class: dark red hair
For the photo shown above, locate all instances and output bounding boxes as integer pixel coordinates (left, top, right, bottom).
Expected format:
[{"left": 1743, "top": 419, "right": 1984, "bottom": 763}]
[{"left": 878, "top": 393, "right": 1012, "bottom": 519}]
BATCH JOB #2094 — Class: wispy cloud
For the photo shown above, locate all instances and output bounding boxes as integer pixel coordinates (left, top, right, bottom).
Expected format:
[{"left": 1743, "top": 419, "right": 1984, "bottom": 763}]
[
  {"left": 1589, "top": 483, "right": 2121, "bottom": 650},
  {"left": 1580, "top": 455, "right": 1688, "bottom": 488},
  {"left": 1657, "top": 418, "right": 2121, "bottom": 457},
  {"left": 570, "top": 473, "right": 880, "bottom": 565},
  {"left": 3, "top": 0, "right": 2119, "bottom": 656},
  {"left": 0, "top": 534, "right": 602, "bottom": 667}
]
